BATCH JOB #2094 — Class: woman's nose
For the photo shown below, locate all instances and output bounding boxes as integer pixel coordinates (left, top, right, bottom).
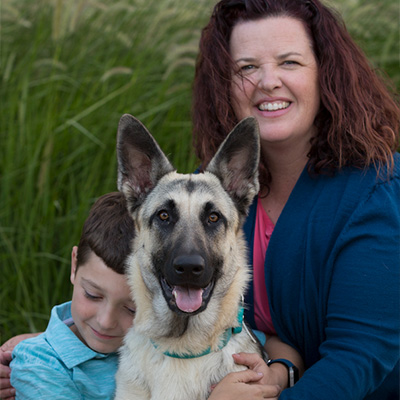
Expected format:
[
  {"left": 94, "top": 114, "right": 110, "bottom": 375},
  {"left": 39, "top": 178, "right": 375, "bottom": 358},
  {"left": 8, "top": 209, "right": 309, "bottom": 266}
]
[{"left": 256, "top": 65, "right": 282, "bottom": 92}]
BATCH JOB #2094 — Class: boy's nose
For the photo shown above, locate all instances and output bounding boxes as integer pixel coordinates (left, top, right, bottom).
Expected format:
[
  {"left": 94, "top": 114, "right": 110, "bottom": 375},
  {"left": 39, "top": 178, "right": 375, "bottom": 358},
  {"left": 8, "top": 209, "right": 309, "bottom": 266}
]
[{"left": 97, "top": 308, "right": 118, "bottom": 330}]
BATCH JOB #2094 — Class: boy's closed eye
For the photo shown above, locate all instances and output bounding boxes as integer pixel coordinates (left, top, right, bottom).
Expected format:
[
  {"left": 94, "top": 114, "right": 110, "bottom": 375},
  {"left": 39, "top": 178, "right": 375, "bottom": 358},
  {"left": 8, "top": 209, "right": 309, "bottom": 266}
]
[
  {"left": 84, "top": 290, "right": 101, "bottom": 300},
  {"left": 83, "top": 288, "right": 135, "bottom": 316},
  {"left": 125, "top": 306, "right": 136, "bottom": 315}
]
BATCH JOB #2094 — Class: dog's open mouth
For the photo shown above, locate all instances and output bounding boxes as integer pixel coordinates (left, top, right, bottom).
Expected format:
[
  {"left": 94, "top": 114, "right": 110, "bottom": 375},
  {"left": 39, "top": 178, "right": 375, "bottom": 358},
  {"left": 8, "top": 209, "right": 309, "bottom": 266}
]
[{"left": 161, "top": 278, "right": 214, "bottom": 315}]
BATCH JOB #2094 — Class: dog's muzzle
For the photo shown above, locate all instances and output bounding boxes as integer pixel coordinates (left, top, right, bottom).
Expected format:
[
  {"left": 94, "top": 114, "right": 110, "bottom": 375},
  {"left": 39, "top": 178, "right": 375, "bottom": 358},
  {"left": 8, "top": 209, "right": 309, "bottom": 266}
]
[{"left": 160, "top": 254, "right": 215, "bottom": 315}]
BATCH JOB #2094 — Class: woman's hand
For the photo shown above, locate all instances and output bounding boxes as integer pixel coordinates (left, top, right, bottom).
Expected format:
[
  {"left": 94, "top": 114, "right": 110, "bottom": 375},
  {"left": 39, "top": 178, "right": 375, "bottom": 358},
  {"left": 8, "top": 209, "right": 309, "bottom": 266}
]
[
  {"left": 0, "top": 349, "right": 14, "bottom": 400},
  {"left": 208, "top": 369, "right": 281, "bottom": 400},
  {"left": 232, "top": 352, "right": 288, "bottom": 389},
  {"left": 0, "top": 333, "right": 40, "bottom": 400}
]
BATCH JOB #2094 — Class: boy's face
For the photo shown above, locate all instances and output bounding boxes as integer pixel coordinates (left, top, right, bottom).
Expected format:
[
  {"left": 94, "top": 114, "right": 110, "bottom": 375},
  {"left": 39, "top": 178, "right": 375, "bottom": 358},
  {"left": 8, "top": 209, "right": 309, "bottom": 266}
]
[{"left": 70, "top": 246, "right": 135, "bottom": 354}]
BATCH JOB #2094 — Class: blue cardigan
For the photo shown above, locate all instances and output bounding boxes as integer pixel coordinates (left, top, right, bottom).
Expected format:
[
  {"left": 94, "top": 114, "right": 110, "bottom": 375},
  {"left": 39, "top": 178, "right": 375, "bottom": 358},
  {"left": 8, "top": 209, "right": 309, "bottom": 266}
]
[{"left": 243, "top": 154, "right": 400, "bottom": 399}]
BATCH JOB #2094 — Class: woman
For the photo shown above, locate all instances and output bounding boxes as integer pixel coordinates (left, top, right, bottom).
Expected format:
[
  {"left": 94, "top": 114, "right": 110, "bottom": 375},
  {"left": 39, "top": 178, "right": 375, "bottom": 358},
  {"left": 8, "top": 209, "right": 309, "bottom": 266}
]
[
  {"left": 194, "top": 0, "right": 400, "bottom": 399},
  {"left": 1, "top": 1, "right": 398, "bottom": 399}
]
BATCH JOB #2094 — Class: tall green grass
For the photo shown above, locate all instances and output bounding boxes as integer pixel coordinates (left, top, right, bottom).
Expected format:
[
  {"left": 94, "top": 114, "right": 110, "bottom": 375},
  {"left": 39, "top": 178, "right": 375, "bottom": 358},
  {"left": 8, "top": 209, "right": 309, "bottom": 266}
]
[
  {"left": 330, "top": 0, "right": 400, "bottom": 86},
  {"left": 0, "top": 0, "right": 215, "bottom": 341},
  {"left": 1, "top": 0, "right": 399, "bottom": 342}
]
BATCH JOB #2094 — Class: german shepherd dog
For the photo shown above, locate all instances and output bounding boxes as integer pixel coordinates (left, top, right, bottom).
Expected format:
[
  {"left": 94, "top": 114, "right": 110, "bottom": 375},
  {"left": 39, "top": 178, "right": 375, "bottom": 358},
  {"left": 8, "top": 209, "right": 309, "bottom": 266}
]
[{"left": 115, "top": 114, "right": 264, "bottom": 399}]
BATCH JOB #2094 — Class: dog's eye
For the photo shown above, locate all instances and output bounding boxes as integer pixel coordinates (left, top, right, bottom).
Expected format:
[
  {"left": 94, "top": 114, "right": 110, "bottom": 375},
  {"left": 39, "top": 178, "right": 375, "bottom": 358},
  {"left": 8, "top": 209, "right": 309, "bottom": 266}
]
[
  {"left": 158, "top": 210, "right": 169, "bottom": 221},
  {"left": 208, "top": 212, "right": 219, "bottom": 223}
]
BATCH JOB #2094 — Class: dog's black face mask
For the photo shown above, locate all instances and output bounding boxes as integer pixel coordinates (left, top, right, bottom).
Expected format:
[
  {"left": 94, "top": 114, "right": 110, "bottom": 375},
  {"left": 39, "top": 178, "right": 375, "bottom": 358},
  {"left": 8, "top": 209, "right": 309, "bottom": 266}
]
[
  {"left": 144, "top": 192, "right": 227, "bottom": 316},
  {"left": 153, "top": 234, "right": 223, "bottom": 316}
]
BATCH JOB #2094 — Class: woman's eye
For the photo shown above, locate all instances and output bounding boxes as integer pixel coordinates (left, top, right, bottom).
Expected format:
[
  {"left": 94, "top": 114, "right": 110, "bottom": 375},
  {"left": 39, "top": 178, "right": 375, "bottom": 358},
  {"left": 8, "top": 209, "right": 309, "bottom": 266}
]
[
  {"left": 234, "top": 64, "right": 256, "bottom": 76},
  {"left": 208, "top": 212, "right": 219, "bottom": 223},
  {"left": 241, "top": 64, "right": 256, "bottom": 72},
  {"left": 283, "top": 60, "right": 299, "bottom": 66},
  {"left": 158, "top": 210, "right": 169, "bottom": 221}
]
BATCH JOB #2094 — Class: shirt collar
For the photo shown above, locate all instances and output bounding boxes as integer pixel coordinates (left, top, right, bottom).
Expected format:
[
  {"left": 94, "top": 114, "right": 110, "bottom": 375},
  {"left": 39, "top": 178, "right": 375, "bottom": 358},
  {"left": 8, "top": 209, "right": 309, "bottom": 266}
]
[{"left": 46, "top": 302, "right": 113, "bottom": 369}]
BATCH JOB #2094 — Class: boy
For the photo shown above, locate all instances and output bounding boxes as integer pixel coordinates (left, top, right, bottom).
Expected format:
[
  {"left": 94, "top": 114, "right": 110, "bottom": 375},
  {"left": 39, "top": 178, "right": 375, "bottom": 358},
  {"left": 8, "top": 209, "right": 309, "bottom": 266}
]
[
  {"left": 1, "top": 193, "right": 272, "bottom": 400},
  {"left": 9, "top": 192, "right": 136, "bottom": 399}
]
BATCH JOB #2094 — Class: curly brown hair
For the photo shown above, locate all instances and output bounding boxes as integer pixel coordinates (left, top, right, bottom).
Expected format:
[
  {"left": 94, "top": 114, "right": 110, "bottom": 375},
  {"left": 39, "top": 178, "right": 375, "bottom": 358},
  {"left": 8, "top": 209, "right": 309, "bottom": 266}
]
[{"left": 192, "top": 0, "right": 399, "bottom": 186}]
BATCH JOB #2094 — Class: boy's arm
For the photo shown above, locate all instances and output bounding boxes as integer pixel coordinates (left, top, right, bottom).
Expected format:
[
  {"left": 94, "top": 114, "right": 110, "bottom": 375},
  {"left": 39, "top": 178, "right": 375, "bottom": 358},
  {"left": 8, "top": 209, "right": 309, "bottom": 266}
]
[
  {"left": 0, "top": 334, "right": 40, "bottom": 400},
  {"left": 11, "top": 347, "right": 82, "bottom": 399},
  {"left": 11, "top": 364, "right": 82, "bottom": 399}
]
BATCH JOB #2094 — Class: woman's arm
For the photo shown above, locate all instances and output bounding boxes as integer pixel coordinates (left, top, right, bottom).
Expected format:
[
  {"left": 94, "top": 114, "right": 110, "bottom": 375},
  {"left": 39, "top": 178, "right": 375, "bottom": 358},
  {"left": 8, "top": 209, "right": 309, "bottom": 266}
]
[
  {"left": 233, "top": 335, "right": 304, "bottom": 390},
  {"left": 265, "top": 334, "right": 304, "bottom": 386},
  {"left": 278, "top": 175, "right": 400, "bottom": 399},
  {"left": 208, "top": 335, "right": 304, "bottom": 399}
]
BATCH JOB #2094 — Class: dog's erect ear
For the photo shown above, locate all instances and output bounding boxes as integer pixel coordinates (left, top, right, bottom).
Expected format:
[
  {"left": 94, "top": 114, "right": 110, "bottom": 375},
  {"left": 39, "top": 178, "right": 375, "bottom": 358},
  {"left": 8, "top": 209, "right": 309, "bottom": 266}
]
[
  {"left": 117, "top": 114, "right": 174, "bottom": 209},
  {"left": 205, "top": 117, "right": 260, "bottom": 215}
]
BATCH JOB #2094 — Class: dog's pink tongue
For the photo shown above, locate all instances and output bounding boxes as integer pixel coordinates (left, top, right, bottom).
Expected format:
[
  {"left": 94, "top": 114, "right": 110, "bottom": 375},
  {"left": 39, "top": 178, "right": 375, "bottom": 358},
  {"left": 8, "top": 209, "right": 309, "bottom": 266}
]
[{"left": 173, "top": 286, "right": 203, "bottom": 313}]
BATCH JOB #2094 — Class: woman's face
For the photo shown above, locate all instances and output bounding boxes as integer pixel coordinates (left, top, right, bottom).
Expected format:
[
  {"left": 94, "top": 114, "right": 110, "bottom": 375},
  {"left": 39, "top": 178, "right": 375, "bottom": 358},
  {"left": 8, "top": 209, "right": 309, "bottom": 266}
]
[{"left": 230, "top": 16, "right": 320, "bottom": 154}]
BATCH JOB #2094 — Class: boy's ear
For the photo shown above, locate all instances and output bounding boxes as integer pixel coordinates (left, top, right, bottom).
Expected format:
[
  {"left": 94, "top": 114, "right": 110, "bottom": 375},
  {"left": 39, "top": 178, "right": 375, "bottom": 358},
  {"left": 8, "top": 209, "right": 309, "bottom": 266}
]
[{"left": 70, "top": 246, "right": 78, "bottom": 284}]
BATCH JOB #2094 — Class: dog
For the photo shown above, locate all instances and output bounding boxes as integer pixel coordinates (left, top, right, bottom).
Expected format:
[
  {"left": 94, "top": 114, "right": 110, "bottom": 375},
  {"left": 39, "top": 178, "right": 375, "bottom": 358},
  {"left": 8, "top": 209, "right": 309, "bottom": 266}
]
[{"left": 115, "top": 114, "right": 264, "bottom": 400}]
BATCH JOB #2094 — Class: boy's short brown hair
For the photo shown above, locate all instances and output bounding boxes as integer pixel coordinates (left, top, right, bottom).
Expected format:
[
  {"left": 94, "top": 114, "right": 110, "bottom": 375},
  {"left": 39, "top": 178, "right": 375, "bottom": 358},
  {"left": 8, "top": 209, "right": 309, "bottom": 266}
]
[{"left": 76, "top": 192, "right": 134, "bottom": 274}]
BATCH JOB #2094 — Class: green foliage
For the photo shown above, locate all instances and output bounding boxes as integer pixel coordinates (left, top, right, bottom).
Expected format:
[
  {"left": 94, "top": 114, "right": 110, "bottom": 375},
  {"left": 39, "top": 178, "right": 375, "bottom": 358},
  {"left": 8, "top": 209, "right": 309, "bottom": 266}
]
[
  {"left": 329, "top": 0, "right": 399, "bottom": 89},
  {"left": 0, "top": 0, "right": 214, "bottom": 340},
  {"left": 1, "top": 0, "right": 398, "bottom": 341}
]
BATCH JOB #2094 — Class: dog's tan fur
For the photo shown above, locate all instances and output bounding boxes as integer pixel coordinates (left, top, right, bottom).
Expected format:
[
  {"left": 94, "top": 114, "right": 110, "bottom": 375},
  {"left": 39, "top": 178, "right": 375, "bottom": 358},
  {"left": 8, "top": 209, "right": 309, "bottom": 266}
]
[{"left": 114, "top": 114, "right": 263, "bottom": 400}]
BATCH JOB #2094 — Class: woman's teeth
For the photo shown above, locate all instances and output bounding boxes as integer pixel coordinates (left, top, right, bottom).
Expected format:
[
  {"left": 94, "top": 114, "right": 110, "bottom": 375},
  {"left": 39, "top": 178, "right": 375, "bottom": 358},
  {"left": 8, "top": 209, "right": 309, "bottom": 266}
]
[{"left": 258, "top": 101, "right": 290, "bottom": 111}]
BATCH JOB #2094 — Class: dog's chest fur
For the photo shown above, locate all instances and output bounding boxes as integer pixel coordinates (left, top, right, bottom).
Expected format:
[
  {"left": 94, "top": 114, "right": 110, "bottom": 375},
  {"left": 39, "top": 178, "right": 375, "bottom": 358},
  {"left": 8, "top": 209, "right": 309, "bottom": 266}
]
[{"left": 116, "top": 327, "right": 260, "bottom": 400}]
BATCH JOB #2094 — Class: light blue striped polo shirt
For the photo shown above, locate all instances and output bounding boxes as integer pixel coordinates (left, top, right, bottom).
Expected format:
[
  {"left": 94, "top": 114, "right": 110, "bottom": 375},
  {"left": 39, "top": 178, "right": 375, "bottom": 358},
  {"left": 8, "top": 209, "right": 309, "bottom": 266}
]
[{"left": 11, "top": 301, "right": 119, "bottom": 399}]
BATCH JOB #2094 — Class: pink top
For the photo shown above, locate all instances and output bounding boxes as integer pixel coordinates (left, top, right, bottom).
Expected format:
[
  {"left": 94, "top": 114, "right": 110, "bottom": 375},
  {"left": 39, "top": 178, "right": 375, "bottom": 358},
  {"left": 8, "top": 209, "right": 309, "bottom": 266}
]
[{"left": 253, "top": 197, "right": 277, "bottom": 335}]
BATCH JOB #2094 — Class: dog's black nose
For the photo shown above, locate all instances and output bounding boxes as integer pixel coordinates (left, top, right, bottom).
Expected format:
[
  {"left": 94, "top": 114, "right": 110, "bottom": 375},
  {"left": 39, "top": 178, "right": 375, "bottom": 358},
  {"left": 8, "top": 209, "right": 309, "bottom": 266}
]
[{"left": 173, "top": 254, "right": 205, "bottom": 280}]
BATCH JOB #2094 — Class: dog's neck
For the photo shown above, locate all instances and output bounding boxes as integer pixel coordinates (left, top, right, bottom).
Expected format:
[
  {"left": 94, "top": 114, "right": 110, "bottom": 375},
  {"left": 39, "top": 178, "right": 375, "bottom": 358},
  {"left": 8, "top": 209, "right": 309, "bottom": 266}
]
[{"left": 151, "top": 305, "right": 245, "bottom": 359}]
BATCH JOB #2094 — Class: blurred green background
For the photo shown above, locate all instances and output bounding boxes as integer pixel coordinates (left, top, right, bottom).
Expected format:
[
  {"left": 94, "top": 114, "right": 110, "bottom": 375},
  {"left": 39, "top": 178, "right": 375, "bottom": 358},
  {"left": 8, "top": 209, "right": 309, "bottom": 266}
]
[{"left": 1, "top": 0, "right": 399, "bottom": 341}]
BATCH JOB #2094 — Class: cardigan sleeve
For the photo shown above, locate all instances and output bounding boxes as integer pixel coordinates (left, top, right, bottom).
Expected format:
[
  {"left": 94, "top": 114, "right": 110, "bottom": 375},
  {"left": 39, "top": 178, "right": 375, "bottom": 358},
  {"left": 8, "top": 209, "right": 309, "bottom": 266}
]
[{"left": 280, "top": 175, "right": 400, "bottom": 399}]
